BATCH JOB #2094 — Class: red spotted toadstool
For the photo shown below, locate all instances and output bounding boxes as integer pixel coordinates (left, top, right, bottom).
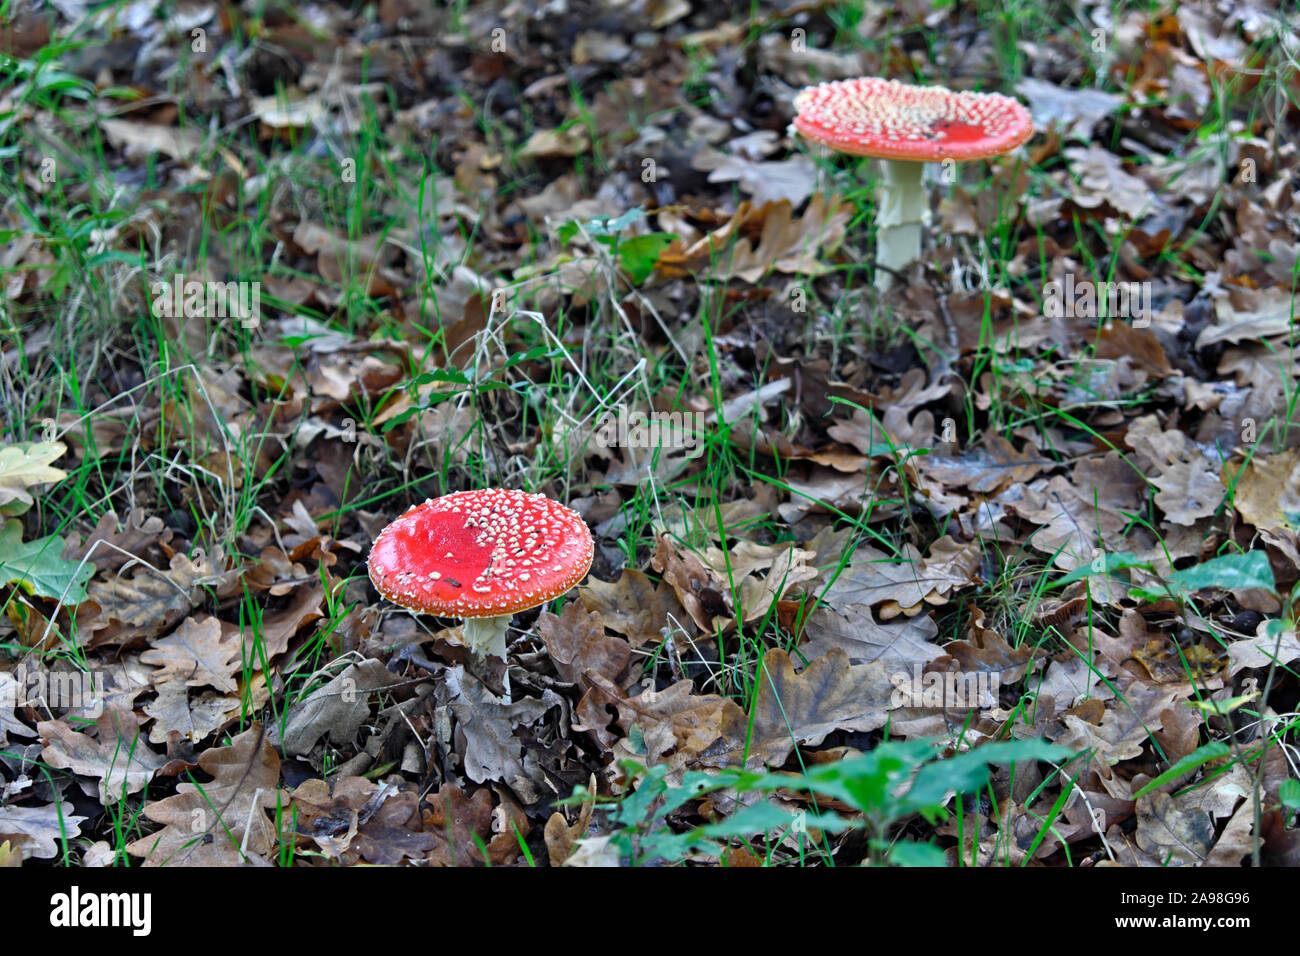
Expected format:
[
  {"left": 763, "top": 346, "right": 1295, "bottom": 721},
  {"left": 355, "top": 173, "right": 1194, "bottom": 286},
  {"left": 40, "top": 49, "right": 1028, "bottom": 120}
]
[
  {"left": 793, "top": 78, "right": 1033, "bottom": 290},
  {"left": 368, "top": 489, "right": 594, "bottom": 685}
]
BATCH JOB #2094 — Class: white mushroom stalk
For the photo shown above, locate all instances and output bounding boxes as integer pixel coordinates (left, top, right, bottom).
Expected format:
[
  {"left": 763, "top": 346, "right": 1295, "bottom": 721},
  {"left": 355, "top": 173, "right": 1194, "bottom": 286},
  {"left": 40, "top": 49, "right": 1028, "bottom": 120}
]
[{"left": 875, "top": 159, "right": 927, "bottom": 289}]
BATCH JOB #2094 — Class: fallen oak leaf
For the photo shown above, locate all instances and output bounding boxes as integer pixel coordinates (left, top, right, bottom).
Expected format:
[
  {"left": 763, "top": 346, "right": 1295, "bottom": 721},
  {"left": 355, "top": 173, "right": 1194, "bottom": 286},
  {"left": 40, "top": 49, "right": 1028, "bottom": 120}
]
[
  {"left": 353, "top": 788, "right": 437, "bottom": 865},
  {"left": 144, "top": 680, "right": 240, "bottom": 744},
  {"left": 798, "top": 604, "right": 942, "bottom": 671},
  {"left": 125, "top": 723, "right": 281, "bottom": 866},
  {"left": 273, "top": 658, "right": 400, "bottom": 757},
  {"left": 0, "top": 441, "right": 67, "bottom": 507},
  {"left": 61, "top": 508, "right": 171, "bottom": 575},
  {"left": 0, "top": 803, "right": 86, "bottom": 860},
  {"left": 658, "top": 194, "right": 853, "bottom": 284},
  {"left": 39, "top": 707, "right": 166, "bottom": 805},
  {"left": 931, "top": 607, "right": 1045, "bottom": 686},
  {"left": 438, "top": 666, "right": 559, "bottom": 803},
  {"left": 423, "top": 783, "right": 496, "bottom": 867},
  {"left": 536, "top": 602, "right": 631, "bottom": 686},
  {"left": 139, "top": 616, "right": 245, "bottom": 694},
  {"left": 652, "top": 533, "right": 732, "bottom": 633},
  {"left": 1134, "top": 789, "right": 1214, "bottom": 866},
  {"left": 704, "top": 649, "right": 895, "bottom": 769},
  {"left": 580, "top": 568, "right": 691, "bottom": 647},
  {"left": 84, "top": 548, "right": 223, "bottom": 645},
  {"left": 545, "top": 773, "right": 597, "bottom": 866}
]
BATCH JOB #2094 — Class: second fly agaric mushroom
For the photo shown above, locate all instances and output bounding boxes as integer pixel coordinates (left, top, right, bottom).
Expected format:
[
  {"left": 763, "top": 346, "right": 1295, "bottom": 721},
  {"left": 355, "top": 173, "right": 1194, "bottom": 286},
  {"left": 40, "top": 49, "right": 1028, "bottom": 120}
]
[
  {"left": 368, "top": 488, "right": 594, "bottom": 677},
  {"left": 793, "top": 77, "right": 1033, "bottom": 290}
]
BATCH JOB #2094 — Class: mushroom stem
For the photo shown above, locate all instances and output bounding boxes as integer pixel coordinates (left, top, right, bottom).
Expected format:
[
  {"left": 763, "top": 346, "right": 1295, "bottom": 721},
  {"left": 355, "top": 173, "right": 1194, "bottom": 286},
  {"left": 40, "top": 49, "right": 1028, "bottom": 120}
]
[
  {"left": 461, "top": 615, "right": 512, "bottom": 698},
  {"left": 461, "top": 614, "right": 511, "bottom": 663},
  {"left": 874, "top": 159, "right": 927, "bottom": 290}
]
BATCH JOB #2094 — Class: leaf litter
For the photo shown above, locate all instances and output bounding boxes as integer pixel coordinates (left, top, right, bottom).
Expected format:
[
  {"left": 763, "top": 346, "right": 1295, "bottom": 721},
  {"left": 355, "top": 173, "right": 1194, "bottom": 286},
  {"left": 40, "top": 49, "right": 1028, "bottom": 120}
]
[{"left": 1, "top": 0, "right": 1298, "bottom": 869}]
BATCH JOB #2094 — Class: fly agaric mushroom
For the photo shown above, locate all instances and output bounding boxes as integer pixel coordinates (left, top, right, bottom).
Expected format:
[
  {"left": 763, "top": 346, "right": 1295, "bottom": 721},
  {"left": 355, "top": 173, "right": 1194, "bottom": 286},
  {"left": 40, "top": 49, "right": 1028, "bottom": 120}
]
[
  {"left": 368, "top": 489, "right": 594, "bottom": 687},
  {"left": 793, "top": 77, "right": 1033, "bottom": 290}
]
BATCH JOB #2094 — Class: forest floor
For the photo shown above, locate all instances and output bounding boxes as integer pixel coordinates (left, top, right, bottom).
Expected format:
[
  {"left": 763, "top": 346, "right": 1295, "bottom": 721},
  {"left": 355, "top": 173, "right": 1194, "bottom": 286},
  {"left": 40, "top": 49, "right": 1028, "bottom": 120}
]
[{"left": 1, "top": 0, "right": 1299, "bottom": 867}]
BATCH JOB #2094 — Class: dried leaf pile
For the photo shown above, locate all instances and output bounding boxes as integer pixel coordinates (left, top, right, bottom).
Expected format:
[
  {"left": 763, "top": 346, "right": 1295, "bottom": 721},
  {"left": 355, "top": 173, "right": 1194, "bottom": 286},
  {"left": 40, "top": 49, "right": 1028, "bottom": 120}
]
[{"left": 0, "top": 0, "right": 1298, "bottom": 866}]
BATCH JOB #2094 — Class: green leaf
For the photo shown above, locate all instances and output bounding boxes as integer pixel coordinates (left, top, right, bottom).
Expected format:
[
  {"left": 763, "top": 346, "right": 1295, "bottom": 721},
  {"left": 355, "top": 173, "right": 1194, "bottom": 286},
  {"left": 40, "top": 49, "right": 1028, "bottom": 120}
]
[
  {"left": 1280, "top": 779, "right": 1300, "bottom": 810},
  {"left": 1185, "top": 692, "right": 1258, "bottom": 716},
  {"left": 904, "top": 740, "right": 1076, "bottom": 811},
  {"left": 694, "top": 803, "right": 857, "bottom": 841},
  {"left": 887, "top": 841, "right": 947, "bottom": 867},
  {"left": 86, "top": 250, "right": 145, "bottom": 269},
  {"left": 0, "top": 519, "right": 95, "bottom": 604},
  {"left": 611, "top": 232, "right": 675, "bottom": 284},
  {"left": 1131, "top": 552, "right": 1276, "bottom": 601},
  {"left": 409, "top": 368, "right": 472, "bottom": 387},
  {"left": 501, "top": 345, "right": 556, "bottom": 369},
  {"left": 1133, "top": 742, "right": 1231, "bottom": 798}
]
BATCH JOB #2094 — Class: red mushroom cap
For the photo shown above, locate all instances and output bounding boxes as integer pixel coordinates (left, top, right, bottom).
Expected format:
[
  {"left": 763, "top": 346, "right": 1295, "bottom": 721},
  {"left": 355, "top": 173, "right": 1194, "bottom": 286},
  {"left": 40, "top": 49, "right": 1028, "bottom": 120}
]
[
  {"left": 793, "top": 78, "right": 1033, "bottom": 162},
  {"left": 368, "top": 489, "right": 594, "bottom": 619}
]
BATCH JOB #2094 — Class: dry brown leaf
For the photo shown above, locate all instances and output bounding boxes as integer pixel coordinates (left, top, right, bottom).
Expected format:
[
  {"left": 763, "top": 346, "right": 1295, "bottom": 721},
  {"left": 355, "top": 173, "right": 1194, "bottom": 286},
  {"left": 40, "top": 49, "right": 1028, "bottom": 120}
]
[
  {"left": 423, "top": 784, "right": 496, "bottom": 867},
  {"left": 545, "top": 774, "right": 596, "bottom": 867},
  {"left": 353, "top": 789, "right": 437, "bottom": 865},
  {"left": 257, "top": 583, "right": 325, "bottom": 659},
  {"left": 536, "top": 603, "right": 630, "bottom": 686},
  {"left": 61, "top": 509, "right": 171, "bottom": 575},
  {"left": 1125, "top": 415, "right": 1223, "bottom": 526},
  {"left": 1065, "top": 144, "right": 1157, "bottom": 218},
  {"left": 125, "top": 723, "right": 281, "bottom": 866},
  {"left": 1134, "top": 790, "right": 1214, "bottom": 866},
  {"left": 819, "top": 540, "right": 975, "bottom": 619},
  {"left": 799, "top": 605, "right": 942, "bottom": 671},
  {"left": 704, "top": 649, "right": 895, "bottom": 769},
  {"left": 85, "top": 549, "right": 222, "bottom": 645},
  {"left": 0, "top": 839, "right": 21, "bottom": 866},
  {"left": 101, "top": 118, "right": 204, "bottom": 161},
  {"left": 139, "top": 616, "right": 245, "bottom": 694},
  {"left": 1226, "top": 620, "right": 1300, "bottom": 676},
  {"left": 579, "top": 568, "right": 688, "bottom": 646},
  {"left": 439, "top": 667, "right": 557, "bottom": 803},
  {"left": 1226, "top": 447, "right": 1300, "bottom": 536},
  {"left": 659, "top": 194, "right": 853, "bottom": 284},
  {"left": 1009, "top": 452, "right": 1146, "bottom": 571},
  {"left": 39, "top": 707, "right": 166, "bottom": 805},
  {"left": 931, "top": 607, "right": 1045, "bottom": 685},
  {"left": 916, "top": 434, "right": 1051, "bottom": 496},
  {"left": 651, "top": 534, "right": 731, "bottom": 633},
  {"left": 1196, "top": 287, "right": 1299, "bottom": 348},
  {"left": 519, "top": 125, "right": 591, "bottom": 159},
  {"left": 144, "top": 680, "right": 238, "bottom": 744}
]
